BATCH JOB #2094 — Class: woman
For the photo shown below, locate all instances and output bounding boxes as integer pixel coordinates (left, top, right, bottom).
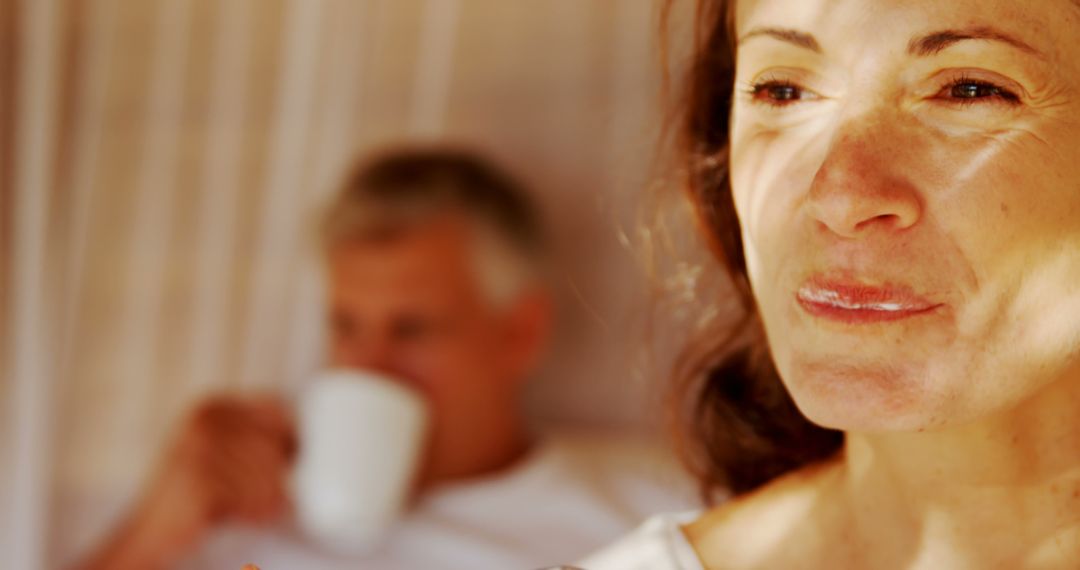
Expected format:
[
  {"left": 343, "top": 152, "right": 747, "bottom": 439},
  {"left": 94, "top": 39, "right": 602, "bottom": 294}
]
[{"left": 582, "top": 0, "right": 1080, "bottom": 567}]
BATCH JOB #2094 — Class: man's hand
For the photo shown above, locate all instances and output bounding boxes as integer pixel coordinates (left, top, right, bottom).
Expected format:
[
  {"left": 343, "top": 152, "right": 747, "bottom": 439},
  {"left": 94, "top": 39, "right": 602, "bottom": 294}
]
[
  {"left": 77, "top": 395, "right": 296, "bottom": 570},
  {"left": 146, "top": 395, "right": 297, "bottom": 532}
]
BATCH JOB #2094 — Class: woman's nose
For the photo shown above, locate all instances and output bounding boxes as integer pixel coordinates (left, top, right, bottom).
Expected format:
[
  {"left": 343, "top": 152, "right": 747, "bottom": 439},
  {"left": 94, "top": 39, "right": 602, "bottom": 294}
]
[{"left": 805, "top": 123, "right": 923, "bottom": 239}]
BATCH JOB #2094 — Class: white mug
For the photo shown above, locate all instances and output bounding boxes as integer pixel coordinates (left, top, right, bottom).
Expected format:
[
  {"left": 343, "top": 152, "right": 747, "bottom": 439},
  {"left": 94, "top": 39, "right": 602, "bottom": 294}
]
[{"left": 292, "top": 369, "right": 429, "bottom": 554}]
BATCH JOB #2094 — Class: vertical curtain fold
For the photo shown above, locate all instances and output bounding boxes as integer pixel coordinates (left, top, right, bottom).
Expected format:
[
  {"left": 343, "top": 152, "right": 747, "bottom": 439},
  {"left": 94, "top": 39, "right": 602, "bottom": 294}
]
[
  {"left": 238, "top": 0, "right": 323, "bottom": 389},
  {"left": 409, "top": 0, "right": 460, "bottom": 139},
  {"left": 184, "top": 0, "right": 253, "bottom": 399},
  {"left": 114, "top": 0, "right": 191, "bottom": 464},
  {"left": 8, "top": 0, "right": 62, "bottom": 566}
]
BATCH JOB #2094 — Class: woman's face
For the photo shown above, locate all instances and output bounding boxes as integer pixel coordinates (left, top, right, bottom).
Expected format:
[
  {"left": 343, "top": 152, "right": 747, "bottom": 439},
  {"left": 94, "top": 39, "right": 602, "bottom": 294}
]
[{"left": 730, "top": 0, "right": 1080, "bottom": 431}]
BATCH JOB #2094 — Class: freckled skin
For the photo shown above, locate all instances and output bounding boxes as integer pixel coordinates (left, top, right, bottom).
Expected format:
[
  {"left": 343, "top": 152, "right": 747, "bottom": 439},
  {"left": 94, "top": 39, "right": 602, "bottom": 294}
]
[
  {"left": 687, "top": 0, "right": 1080, "bottom": 568},
  {"left": 730, "top": 0, "right": 1080, "bottom": 431}
]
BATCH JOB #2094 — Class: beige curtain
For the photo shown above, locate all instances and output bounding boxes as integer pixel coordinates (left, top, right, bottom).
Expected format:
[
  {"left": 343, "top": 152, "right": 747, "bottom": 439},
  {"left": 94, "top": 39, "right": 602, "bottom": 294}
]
[{"left": 0, "top": 0, "right": 672, "bottom": 567}]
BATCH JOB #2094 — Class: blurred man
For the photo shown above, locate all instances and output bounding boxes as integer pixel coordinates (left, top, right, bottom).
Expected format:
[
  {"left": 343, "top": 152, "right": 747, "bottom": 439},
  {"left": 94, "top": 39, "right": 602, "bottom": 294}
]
[{"left": 78, "top": 148, "right": 694, "bottom": 570}]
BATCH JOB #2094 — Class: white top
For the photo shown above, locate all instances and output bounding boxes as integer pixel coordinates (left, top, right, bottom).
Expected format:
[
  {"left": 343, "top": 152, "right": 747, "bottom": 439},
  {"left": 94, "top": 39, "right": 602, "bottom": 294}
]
[
  {"left": 577, "top": 512, "right": 705, "bottom": 570},
  {"left": 178, "top": 432, "right": 698, "bottom": 570}
]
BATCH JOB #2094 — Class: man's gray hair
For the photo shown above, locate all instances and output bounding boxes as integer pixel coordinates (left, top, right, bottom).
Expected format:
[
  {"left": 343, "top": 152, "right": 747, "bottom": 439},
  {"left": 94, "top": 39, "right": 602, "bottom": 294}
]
[{"left": 321, "top": 147, "right": 547, "bottom": 304}]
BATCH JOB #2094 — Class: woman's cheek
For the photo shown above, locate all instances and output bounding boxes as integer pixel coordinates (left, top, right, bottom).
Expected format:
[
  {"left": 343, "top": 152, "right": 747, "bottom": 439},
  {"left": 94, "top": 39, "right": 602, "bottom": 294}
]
[
  {"left": 731, "top": 125, "right": 830, "bottom": 283},
  {"left": 729, "top": 136, "right": 769, "bottom": 289},
  {"left": 934, "top": 128, "right": 1072, "bottom": 277}
]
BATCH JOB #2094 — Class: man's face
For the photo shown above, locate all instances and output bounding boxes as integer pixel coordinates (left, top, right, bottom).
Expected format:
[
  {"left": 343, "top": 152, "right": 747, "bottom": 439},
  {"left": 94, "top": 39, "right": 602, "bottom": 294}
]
[{"left": 325, "top": 217, "right": 546, "bottom": 479}]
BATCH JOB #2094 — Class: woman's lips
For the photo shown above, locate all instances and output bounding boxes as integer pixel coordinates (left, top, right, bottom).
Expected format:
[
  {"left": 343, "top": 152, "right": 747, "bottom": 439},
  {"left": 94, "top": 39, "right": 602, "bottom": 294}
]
[{"left": 795, "top": 279, "right": 943, "bottom": 324}]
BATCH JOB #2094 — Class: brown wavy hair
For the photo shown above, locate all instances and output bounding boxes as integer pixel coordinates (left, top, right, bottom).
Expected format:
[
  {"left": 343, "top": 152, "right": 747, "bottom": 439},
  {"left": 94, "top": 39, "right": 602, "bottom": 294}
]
[{"left": 660, "top": 0, "right": 843, "bottom": 500}]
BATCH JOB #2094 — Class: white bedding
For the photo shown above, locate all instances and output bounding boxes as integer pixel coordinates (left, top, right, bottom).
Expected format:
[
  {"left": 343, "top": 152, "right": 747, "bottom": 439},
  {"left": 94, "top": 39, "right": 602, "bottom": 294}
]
[{"left": 176, "top": 431, "right": 699, "bottom": 570}]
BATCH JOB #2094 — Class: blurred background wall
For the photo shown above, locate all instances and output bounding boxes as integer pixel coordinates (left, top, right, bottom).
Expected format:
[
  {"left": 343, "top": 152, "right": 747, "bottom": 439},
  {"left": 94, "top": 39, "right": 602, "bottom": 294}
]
[{"left": 0, "top": 0, "right": 698, "bottom": 567}]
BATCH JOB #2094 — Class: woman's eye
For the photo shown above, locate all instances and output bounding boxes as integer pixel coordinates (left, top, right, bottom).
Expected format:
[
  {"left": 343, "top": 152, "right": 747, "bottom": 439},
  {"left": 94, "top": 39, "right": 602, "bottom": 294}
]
[
  {"left": 938, "top": 79, "right": 1020, "bottom": 105},
  {"left": 748, "top": 81, "right": 817, "bottom": 107}
]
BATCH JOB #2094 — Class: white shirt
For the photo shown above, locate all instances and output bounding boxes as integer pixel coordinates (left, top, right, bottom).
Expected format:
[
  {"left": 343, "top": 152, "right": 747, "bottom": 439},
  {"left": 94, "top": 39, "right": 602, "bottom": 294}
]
[
  {"left": 179, "top": 432, "right": 698, "bottom": 570},
  {"left": 577, "top": 512, "right": 705, "bottom": 570}
]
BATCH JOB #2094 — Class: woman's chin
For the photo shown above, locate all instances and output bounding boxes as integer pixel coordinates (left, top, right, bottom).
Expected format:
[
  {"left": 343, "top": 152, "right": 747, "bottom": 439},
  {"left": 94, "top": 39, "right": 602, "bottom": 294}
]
[{"left": 780, "top": 357, "right": 952, "bottom": 432}]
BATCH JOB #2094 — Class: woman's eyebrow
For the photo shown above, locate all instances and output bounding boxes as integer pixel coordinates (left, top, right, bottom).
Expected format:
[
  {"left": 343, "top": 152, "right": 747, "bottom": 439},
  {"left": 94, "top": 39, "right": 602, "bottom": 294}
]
[
  {"left": 907, "top": 27, "right": 1046, "bottom": 60},
  {"left": 737, "top": 27, "right": 821, "bottom": 53},
  {"left": 738, "top": 25, "right": 1048, "bottom": 61}
]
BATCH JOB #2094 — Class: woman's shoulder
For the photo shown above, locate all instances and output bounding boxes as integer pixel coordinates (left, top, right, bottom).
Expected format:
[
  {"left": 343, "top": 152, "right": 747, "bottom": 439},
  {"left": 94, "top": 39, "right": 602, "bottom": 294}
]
[
  {"left": 576, "top": 511, "right": 706, "bottom": 570},
  {"left": 578, "top": 460, "right": 844, "bottom": 570},
  {"left": 683, "top": 460, "right": 844, "bottom": 569}
]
